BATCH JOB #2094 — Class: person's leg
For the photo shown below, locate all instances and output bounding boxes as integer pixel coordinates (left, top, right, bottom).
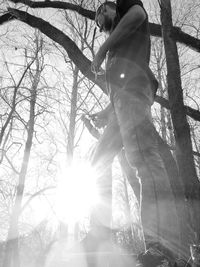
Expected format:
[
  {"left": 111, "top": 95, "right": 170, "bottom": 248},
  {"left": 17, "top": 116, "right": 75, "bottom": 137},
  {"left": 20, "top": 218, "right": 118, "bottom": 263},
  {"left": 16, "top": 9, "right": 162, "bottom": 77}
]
[
  {"left": 91, "top": 111, "right": 122, "bottom": 166},
  {"left": 113, "top": 84, "right": 181, "bottom": 257},
  {"left": 81, "top": 112, "right": 122, "bottom": 254},
  {"left": 91, "top": 111, "right": 123, "bottom": 231}
]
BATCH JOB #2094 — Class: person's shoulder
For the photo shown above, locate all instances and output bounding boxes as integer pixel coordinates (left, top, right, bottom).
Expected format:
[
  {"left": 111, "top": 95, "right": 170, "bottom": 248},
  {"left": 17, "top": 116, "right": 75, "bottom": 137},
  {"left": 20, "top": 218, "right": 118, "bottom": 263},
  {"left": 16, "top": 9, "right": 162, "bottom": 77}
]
[
  {"left": 117, "top": 0, "right": 144, "bottom": 17},
  {"left": 117, "top": 0, "right": 144, "bottom": 10}
]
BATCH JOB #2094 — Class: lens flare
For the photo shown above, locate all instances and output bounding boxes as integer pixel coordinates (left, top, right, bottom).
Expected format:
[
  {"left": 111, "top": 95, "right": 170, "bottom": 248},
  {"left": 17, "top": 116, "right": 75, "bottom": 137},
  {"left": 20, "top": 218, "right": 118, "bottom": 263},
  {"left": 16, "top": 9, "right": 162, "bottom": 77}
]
[{"left": 54, "top": 163, "right": 100, "bottom": 223}]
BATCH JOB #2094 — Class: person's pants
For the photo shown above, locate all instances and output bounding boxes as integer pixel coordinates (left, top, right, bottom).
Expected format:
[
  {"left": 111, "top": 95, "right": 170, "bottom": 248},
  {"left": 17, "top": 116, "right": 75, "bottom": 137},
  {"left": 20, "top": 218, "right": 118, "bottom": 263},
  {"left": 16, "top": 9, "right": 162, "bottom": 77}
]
[
  {"left": 112, "top": 86, "right": 180, "bottom": 249},
  {"left": 91, "top": 62, "right": 181, "bottom": 256}
]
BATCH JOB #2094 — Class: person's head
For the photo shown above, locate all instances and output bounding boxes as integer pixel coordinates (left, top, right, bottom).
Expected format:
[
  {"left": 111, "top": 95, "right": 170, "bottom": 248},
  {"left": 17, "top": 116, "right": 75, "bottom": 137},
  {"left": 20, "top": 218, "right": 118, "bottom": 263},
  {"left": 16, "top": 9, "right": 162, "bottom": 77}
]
[{"left": 95, "top": 1, "right": 118, "bottom": 33}]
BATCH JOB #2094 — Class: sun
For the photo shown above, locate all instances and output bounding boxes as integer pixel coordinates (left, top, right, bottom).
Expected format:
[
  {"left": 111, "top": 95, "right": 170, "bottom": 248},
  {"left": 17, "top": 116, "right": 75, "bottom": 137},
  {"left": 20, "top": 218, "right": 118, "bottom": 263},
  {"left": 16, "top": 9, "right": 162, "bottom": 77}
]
[{"left": 54, "top": 162, "right": 100, "bottom": 224}]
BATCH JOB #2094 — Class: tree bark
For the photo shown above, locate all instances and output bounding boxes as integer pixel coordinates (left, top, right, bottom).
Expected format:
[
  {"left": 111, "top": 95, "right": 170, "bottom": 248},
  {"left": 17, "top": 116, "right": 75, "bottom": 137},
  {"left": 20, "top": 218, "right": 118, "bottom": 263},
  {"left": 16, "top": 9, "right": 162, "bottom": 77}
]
[{"left": 160, "top": 0, "right": 200, "bottom": 257}]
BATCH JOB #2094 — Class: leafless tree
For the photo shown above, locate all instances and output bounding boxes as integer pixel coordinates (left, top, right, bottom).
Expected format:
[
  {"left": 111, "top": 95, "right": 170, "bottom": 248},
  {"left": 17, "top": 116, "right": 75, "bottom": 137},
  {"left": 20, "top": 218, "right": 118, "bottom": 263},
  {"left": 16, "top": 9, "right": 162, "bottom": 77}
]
[{"left": 0, "top": 0, "right": 200, "bottom": 262}]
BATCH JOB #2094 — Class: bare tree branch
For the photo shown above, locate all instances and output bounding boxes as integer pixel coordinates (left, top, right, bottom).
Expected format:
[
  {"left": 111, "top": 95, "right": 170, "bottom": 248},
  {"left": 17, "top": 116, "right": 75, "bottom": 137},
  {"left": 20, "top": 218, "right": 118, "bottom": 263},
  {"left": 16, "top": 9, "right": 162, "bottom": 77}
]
[
  {"left": 1, "top": 8, "right": 107, "bottom": 91},
  {"left": 9, "top": 0, "right": 95, "bottom": 19},
  {"left": 0, "top": 57, "right": 36, "bottom": 145},
  {"left": 150, "top": 23, "right": 200, "bottom": 53},
  {"left": 21, "top": 186, "right": 56, "bottom": 214},
  {"left": 4, "top": 1, "right": 200, "bottom": 52},
  {"left": 0, "top": 13, "right": 14, "bottom": 24},
  {"left": 1, "top": 9, "right": 200, "bottom": 123},
  {"left": 155, "top": 95, "right": 200, "bottom": 122}
]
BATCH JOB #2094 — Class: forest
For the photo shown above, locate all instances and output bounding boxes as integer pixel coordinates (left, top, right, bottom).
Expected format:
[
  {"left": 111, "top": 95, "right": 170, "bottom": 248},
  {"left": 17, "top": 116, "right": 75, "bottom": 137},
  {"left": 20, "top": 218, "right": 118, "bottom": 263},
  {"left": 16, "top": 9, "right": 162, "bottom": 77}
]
[{"left": 0, "top": 0, "right": 200, "bottom": 267}]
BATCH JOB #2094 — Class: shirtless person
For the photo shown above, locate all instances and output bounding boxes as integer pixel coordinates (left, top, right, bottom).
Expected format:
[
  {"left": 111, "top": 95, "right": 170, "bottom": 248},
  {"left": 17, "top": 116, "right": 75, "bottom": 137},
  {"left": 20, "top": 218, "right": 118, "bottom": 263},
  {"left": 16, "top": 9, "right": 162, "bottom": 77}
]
[{"left": 90, "top": 0, "right": 181, "bottom": 259}]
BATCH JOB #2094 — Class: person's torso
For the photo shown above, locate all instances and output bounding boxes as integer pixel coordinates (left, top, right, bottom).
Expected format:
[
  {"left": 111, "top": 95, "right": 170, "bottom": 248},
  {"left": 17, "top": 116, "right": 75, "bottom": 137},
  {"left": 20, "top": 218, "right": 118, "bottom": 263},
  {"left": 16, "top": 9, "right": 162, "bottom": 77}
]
[
  {"left": 105, "top": 0, "right": 158, "bottom": 100},
  {"left": 107, "top": 0, "right": 150, "bottom": 67}
]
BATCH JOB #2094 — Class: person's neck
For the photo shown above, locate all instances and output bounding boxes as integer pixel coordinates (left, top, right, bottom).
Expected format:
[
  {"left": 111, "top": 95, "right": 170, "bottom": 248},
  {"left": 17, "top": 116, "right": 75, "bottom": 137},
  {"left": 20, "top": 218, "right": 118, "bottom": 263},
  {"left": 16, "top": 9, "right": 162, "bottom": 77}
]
[{"left": 107, "top": 16, "right": 118, "bottom": 34}]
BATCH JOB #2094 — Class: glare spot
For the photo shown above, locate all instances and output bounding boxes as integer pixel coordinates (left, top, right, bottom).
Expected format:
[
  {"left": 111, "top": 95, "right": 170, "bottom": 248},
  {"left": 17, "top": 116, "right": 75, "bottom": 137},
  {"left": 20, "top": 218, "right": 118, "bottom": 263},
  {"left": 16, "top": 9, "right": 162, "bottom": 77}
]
[{"left": 54, "top": 163, "right": 100, "bottom": 224}]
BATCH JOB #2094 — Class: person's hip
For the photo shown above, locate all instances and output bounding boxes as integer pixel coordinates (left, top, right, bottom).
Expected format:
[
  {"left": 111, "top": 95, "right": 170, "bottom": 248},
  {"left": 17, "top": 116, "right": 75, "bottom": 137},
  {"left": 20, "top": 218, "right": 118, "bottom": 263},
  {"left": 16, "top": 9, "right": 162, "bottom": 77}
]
[{"left": 106, "top": 57, "right": 156, "bottom": 105}]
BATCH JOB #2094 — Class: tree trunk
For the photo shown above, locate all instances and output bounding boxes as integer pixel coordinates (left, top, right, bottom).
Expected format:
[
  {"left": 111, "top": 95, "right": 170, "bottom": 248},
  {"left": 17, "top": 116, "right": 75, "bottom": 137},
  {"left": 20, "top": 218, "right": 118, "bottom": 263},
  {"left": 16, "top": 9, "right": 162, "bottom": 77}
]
[
  {"left": 160, "top": 0, "right": 200, "bottom": 257},
  {"left": 66, "top": 65, "right": 79, "bottom": 164},
  {"left": 166, "top": 110, "right": 175, "bottom": 148},
  {"left": 160, "top": 87, "right": 167, "bottom": 141},
  {"left": 156, "top": 50, "right": 167, "bottom": 141}
]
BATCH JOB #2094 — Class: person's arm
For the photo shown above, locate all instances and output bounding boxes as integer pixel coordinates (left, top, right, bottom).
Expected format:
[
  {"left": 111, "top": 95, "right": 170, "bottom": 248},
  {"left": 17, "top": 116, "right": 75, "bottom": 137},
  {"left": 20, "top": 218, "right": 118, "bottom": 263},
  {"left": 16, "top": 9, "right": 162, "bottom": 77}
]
[
  {"left": 92, "top": 5, "right": 146, "bottom": 71},
  {"left": 90, "top": 103, "right": 113, "bottom": 128}
]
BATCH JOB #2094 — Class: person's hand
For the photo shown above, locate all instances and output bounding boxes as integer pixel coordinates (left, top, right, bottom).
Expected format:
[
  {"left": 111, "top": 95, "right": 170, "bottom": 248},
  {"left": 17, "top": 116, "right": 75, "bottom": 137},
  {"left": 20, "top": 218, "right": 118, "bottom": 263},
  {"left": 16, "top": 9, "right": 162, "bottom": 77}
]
[
  {"left": 91, "top": 47, "right": 107, "bottom": 76},
  {"left": 90, "top": 109, "right": 109, "bottom": 128},
  {"left": 81, "top": 114, "right": 87, "bottom": 123}
]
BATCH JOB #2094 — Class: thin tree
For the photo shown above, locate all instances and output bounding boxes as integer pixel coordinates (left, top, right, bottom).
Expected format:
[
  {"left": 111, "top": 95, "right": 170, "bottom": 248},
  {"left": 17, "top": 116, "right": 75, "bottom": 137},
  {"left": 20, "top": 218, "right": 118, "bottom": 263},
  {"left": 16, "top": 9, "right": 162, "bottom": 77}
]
[
  {"left": 160, "top": 0, "right": 200, "bottom": 257},
  {"left": 3, "top": 35, "right": 44, "bottom": 267},
  {"left": 1, "top": 0, "right": 200, "bottom": 259}
]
